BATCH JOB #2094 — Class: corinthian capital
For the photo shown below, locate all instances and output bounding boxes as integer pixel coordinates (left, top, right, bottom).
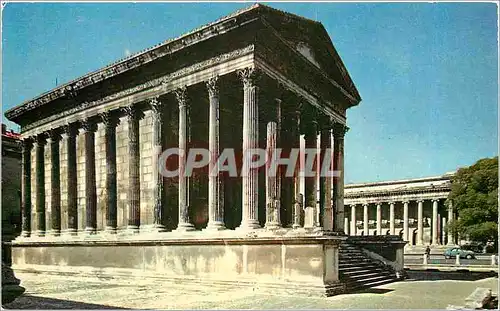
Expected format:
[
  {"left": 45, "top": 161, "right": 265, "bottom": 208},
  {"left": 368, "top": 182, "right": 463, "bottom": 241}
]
[
  {"left": 63, "top": 123, "right": 79, "bottom": 138},
  {"left": 237, "top": 67, "right": 259, "bottom": 88},
  {"left": 34, "top": 132, "right": 48, "bottom": 145},
  {"left": 206, "top": 76, "right": 219, "bottom": 98},
  {"left": 332, "top": 123, "right": 349, "bottom": 138},
  {"left": 48, "top": 129, "right": 61, "bottom": 142},
  {"left": 122, "top": 104, "right": 144, "bottom": 121},
  {"left": 174, "top": 86, "right": 188, "bottom": 108},
  {"left": 21, "top": 138, "right": 33, "bottom": 151},
  {"left": 99, "top": 111, "right": 120, "bottom": 128},
  {"left": 81, "top": 118, "right": 97, "bottom": 133}
]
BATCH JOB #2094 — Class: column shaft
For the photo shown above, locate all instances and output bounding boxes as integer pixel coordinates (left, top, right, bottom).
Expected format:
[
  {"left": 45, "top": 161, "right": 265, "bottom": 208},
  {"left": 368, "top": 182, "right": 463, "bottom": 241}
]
[
  {"left": 389, "top": 202, "right": 395, "bottom": 235},
  {"left": 65, "top": 125, "right": 78, "bottom": 235},
  {"left": 238, "top": 68, "right": 260, "bottom": 230},
  {"left": 35, "top": 135, "right": 46, "bottom": 236},
  {"left": 304, "top": 129, "right": 318, "bottom": 229},
  {"left": 49, "top": 131, "right": 61, "bottom": 236},
  {"left": 417, "top": 200, "right": 424, "bottom": 245},
  {"left": 376, "top": 203, "right": 382, "bottom": 235},
  {"left": 292, "top": 110, "right": 302, "bottom": 229},
  {"left": 403, "top": 201, "right": 409, "bottom": 241},
  {"left": 150, "top": 98, "right": 166, "bottom": 231},
  {"left": 175, "top": 87, "right": 195, "bottom": 231},
  {"left": 344, "top": 218, "right": 349, "bottom": 235},
  {"left": 319, "top": 128, "right": 332, "bottom": 230},
  {"left": 206, "top": 78, "right": 225, "bottom": 230},
  {"left": 432, "top": 199, "right": 439, "bottom": 245},
  {"left": 83, "top": 120, "right": 97, "bottom": 234},
  {"left": 363, "top": 204, "right": 368, "bottom": 235},
  {"left": 350, "top": 205, "right": 357, "bottom": 235},
  {"left": 126, "top": 106, "right": 141, "bottom": 232},
  {"left": 101, "top": 112, "right": 118, "bottom": 233},
  {"left": 447, "top": 201, "right": 454, "bottom": 245},
  {"left": 265, "top": 121, "right": 281, "bottom": 229},
  {"left": 21, "top": 139, "right": 33, "bottom": 237},
  {"left": 332, "top": 124, "right": 347, "bottom": 233}
]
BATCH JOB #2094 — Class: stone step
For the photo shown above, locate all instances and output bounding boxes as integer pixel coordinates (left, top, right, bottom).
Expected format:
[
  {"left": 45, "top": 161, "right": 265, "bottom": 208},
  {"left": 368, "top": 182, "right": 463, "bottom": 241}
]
[
  {"left": 339, "top": 262, "right": 381, "bottom": 268},
  {"left": 343, "top": 270, "right": 393, "bottom": 280},
  {"left": 344, "top": 273, "right": 396, "bottom": 286},
  {"left": 346, "top": 277, "right": 399, "bottom": 292},
  {"left": 339, "top": 269, "right": 391, "bottom": 278},
  {"left": 341, "top": 267, "right": 386, "bottom": 275}
]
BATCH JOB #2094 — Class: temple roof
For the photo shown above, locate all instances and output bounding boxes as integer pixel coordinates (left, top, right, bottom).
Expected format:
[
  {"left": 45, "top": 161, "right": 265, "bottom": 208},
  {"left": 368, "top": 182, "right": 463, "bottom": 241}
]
[{"left": 5, "top": 3, "right": 360, "bottom": 124}]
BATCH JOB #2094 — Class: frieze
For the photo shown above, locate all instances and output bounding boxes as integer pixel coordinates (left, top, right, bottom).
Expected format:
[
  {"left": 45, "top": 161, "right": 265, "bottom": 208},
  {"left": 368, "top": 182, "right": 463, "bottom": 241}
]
[{"left": 21, "top": 45, "right": 255, "bottom": 133}]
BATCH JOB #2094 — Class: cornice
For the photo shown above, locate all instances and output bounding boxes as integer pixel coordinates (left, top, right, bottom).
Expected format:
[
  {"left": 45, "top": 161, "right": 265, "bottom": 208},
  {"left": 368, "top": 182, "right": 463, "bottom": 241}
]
[
  {"left": 20, "top": 46, "right": 255, "bottom": 133},
  {"left": 344, "top": 184, "right": 451, "bottom": 200}
]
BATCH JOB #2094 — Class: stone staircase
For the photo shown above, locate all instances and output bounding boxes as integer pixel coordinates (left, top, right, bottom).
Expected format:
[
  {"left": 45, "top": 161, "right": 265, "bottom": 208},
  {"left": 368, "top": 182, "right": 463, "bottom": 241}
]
[{"left": 339, "top": 242, "right": 400, "bottom": 292}]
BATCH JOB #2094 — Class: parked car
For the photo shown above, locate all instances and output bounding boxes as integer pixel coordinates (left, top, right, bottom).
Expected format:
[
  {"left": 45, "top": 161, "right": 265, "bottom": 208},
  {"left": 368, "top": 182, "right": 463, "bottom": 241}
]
[
  {"left": 444, "top": 247, "right": 476, "bottom": 259},
  {"left": 461, "top": 243, "right": 485, "bottom": 253}
]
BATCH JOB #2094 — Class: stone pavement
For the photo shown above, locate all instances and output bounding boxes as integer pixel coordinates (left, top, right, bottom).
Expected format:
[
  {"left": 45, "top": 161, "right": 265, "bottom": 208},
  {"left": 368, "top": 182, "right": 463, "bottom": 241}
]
[{"left": 4, "top": 272, "right": 499, "bottom": 309}]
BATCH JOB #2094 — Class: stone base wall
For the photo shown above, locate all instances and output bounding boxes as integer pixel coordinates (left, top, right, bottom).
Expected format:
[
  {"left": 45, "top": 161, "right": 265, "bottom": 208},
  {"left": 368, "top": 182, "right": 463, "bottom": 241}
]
[
  {"left": 11, "top": 234, "right": 345, "bottom": 297},
  {"left": 346, "top": 235, "right": 406, "bottom": 271}
]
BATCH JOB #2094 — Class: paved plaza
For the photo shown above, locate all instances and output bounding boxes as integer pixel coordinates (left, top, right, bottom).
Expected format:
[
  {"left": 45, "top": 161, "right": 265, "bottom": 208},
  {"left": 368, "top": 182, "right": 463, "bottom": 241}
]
[{"left": 4, "top": 272, "right": 498, "bottom": 309}]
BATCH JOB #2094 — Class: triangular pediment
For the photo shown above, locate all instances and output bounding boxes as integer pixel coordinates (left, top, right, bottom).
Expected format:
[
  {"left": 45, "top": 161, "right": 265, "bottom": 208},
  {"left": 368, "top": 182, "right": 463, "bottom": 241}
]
[{"left": 254, "top": 5, "right": 361, "bottom": 104}]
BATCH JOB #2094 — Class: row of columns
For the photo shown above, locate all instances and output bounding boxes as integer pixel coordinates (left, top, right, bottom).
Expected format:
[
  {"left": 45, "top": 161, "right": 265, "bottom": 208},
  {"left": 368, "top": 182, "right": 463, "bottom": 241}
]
[
  {"left": 347, "top": 199, "right": 454, "bottom": 245},
  {"left": 19, "top": 68, "right": 348, "bottom": 237}
]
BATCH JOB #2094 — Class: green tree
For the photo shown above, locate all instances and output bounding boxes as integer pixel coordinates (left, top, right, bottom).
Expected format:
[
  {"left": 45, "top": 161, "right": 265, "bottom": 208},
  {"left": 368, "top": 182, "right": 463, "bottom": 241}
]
[{"left": 447, "top": 156, "right": 498, "bottom": 245}]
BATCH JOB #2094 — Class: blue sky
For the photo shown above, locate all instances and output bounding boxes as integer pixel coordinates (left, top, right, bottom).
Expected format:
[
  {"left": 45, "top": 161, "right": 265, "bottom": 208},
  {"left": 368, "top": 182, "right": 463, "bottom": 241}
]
[{"left": 2, "top": 2, "right": 498, "bottom": 183}]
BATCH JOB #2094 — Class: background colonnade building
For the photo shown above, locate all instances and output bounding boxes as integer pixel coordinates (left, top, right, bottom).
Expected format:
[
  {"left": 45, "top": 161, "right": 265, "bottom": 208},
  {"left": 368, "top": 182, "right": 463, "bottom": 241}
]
[
  {"left": 343, "top": 174, "right": 458, "bottom": 247},
  {"left": 8, "top": 4, "right": 362, "bottom": 239}
]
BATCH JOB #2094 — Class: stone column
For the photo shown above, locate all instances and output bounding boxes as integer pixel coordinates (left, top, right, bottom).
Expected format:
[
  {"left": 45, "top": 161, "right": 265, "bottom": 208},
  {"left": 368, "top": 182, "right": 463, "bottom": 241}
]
[
  {"left": 344, "top": 218, "right": 349, "bottom": 235},
  {"left": 124, "top": 105, "right": 142, "bottom": 233},
  {"left": 20, "top": 138, "right": 33, "bottom": 237},
  {"left": 35, "top": 134, "right": 46, "bottom": 237},
  {"left": 319, "top": 127, "right": 332, "bottom": 231},
  {"left": 175, "top": 86, "right": 195, "bottom": 231},
  {"left": 403, "top": 200, "right": 409, "bottom": 241},
  {"left": 265, "top": 121, "right": 281, "bottom": 230},
  {"left": 82, "top": 119, "right": 97, "bottom": 234},
  {"left": 238, "top": 68, "right": 260, "bottom": 230},
  {"left": 49, "top": 130, "right": 61, "bottom": 236},
  {"left": 332, "top": 123, "right": 347, "bottom": 233},
  {"left": 304, "top": 119, "right": 319, "bottom": 230},
  {"left": 363, "top": 203, "right": 369, "bottom": 235},
  {"left": 417, "top": 199, "right": 424, "bottom": 245},
  {"left": 432, "top": 199, "right": 439, "bottom": 245},
  {"left": 64, "top": 124, "right": 78, "bottom": 235},
  {"left": 389, "top": 201, "right": 395, "bottom": 235},
  {"left": 149, "top": 97, "right": 166, "bottom": 232},
  {"left": 350, "top": 204, "right": 357, "bottom": 236},
  {"left": 376, "top": 203, "right": 382, "bottom": 235},
  {"left": 205, "top": 77, "right": 226, "bottom": 231},
  {"left": 101, "top": 112, "right": 119, "bottom": 233},
  {"left": 291, "top": 109, "right": 302, "bottom": 229},
  {"left": 447, "top": 200, "right": 454, "bottom": 245}
]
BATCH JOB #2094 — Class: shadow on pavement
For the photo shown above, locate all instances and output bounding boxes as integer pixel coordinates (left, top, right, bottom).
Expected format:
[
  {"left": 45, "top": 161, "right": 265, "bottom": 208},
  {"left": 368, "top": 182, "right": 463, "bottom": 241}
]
[
  {"left": 3, "top": 295, "right": 129, "bottom": 309},
  {"left": 354, "top": 288, "right": 393, "bottom": 294},
  {"left": 405, "top": 270, "right": 498, "bottom": 281}
]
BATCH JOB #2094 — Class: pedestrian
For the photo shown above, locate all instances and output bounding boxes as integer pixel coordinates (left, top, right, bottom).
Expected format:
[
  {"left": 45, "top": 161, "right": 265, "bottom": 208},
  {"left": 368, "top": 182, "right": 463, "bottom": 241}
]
[{"left": 425, "top": 245, "right": 431, "bottom": 261}]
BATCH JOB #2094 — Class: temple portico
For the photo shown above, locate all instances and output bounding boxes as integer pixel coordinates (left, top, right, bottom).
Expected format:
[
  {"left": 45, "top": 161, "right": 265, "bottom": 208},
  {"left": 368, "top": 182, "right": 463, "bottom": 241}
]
[
  {"left": 344, "top": 174, "right": 458, "bottom": 249},
  {"left": 15, "top": 68, "right": 353, "bottom": 239}
]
